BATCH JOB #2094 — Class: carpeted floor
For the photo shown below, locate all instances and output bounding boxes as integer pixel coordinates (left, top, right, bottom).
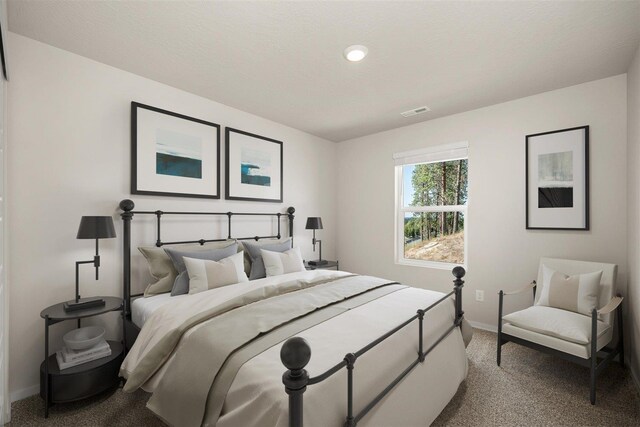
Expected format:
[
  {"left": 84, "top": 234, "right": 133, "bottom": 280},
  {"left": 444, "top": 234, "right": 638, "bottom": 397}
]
[
  {"left": 433, "top": 330, "right": 639, "bottom": 426},
  {"left": 7, "top": 329, "right": 640, "bottom": 426}
]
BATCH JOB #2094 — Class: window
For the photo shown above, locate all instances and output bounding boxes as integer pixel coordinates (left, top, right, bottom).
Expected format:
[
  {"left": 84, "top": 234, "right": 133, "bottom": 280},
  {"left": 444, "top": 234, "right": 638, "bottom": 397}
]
[{"left": 394, "top": 142, "right": 468, "bottom": 269}]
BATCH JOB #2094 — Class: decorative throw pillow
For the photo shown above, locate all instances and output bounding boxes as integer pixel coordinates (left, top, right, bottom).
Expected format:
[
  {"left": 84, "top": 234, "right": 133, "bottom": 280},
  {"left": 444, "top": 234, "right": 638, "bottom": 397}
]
[
  {"left": 164, "top": 243, "right": 239, "bottom": 296},
  {"left": 138, "top": 247, "right": 179, "bottom": 296},
  {"left": 242, "top": 238, "right": 292, "bottom": 280},
  {"left": 236, "top": 242, "right": 252, "bottom": 276},
  {"left": 184, "top": 252, "right": 248, "bottom": 294},
  {"left": 138, "top": 240, "right": 236, "bottom": 296},
  {"left": 536, "top": 265, "right": 602, "bottom": 316},
  {"left": 261, "top": 247, "right": 306, "bottom": 277}
]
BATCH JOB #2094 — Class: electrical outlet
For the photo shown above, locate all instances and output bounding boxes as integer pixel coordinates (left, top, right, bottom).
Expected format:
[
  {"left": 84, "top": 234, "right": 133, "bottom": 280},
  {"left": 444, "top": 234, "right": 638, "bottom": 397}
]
[{"left": 475, "top": 290, "right": 485, "bottom": 302}]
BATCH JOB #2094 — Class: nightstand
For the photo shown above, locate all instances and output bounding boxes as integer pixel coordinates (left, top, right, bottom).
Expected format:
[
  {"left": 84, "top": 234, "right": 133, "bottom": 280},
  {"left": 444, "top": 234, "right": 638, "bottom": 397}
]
[
  {"left": 304, "top": 260, "right": 339, "bottom": 271},
  {"left": 40, "top": 296, "right": 124, "bottom": 418}
]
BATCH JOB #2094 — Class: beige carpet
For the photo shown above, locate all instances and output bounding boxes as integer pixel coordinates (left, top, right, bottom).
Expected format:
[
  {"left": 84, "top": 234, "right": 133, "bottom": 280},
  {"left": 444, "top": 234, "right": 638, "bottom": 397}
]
[
  {"left": 8, "top": 329, "right": 640, "bottom": 426},
  {"left": 434, "top": 330, "right": 639, "bottom": 426}
]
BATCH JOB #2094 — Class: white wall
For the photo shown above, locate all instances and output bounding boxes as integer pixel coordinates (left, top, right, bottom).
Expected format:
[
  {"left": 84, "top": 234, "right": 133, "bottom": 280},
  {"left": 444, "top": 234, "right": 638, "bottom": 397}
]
[
  {"left": 337, "top": 75, "right": 628, "bottom": 330},
  {"left": 627, "top": 42, "right": 640, "bottom": 385},
  {"left": 6, "top": 33, "right": 337, "bottom": 398},
  {"left": 0, "top": 0, "right": 8, "bottom": 421}
]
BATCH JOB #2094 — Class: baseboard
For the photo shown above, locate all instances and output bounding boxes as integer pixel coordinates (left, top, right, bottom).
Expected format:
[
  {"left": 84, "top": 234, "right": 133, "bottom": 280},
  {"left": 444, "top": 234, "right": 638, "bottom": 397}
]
[
  {"left": 10, "top": 384, "right": 38, "bottom": 403},
  {"left": 468, "top": 320, "right": 498, "bottom": 333}
]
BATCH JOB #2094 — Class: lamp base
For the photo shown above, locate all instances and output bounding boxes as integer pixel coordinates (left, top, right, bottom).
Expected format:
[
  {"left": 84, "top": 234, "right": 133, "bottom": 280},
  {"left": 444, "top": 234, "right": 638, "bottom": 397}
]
[
  {"left": 307, "top": 259, "right": 329, "bottom": 266},
  {"left": 64, "top": 297, "right": 106, "bottom": 312}
]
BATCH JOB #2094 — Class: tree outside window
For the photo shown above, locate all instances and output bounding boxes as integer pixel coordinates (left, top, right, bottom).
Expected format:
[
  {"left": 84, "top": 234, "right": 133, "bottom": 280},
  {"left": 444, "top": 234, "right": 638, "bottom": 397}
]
[{"left": 397, "top": 156, "right": 468, "bottom": 267}]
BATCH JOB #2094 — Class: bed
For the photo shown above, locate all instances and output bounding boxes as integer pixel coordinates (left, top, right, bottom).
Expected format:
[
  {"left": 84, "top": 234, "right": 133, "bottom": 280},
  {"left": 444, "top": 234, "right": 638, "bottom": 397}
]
[{"left": 118, "top": 199, "right": 470, "bottom": 427}]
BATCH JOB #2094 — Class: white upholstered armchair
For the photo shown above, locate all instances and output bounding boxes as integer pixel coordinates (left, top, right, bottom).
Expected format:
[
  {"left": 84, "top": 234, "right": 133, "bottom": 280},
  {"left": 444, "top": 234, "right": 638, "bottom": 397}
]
[{"left": 497, "top": 257, "right": 623, "bottom": 405}]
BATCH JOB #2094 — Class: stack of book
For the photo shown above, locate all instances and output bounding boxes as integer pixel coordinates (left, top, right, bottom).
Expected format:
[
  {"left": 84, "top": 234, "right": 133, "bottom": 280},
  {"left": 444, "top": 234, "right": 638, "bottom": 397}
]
[{"left": 56, "top": 340, "right": 111, "bottom": 370}]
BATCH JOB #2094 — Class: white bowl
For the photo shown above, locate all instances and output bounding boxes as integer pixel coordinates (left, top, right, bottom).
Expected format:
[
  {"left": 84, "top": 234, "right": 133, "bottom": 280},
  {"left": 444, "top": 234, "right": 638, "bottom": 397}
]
[{"left": 63, "top": 326, "right": 105, "bottom": 350}]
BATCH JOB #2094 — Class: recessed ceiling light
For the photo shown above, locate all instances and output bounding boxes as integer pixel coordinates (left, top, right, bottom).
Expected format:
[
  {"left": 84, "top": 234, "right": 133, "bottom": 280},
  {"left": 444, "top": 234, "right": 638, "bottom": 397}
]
[{"left": 344, "top": 45, "right": 368, "bottom": 62}]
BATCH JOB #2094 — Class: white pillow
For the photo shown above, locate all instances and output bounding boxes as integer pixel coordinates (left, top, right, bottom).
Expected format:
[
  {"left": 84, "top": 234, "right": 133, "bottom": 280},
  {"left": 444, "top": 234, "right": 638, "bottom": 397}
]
[
  {"left": 261, "top": 247, "right": 305, "bottom": 277},
  {"left": 184, "top": 252, "right": 248, "bottom": 294},
  {"left": 536, "top": 265, "right": 602, "bottom": 316}
]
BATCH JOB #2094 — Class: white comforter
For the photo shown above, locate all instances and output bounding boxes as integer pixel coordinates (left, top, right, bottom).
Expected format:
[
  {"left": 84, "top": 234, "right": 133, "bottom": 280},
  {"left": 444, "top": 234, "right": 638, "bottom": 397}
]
[{"left": 122, "top": 270, "right": 468, "bottom": 427}]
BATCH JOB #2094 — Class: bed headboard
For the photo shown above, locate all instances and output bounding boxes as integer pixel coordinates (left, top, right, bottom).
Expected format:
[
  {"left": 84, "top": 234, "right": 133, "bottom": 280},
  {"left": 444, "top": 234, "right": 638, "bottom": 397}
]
[{"left": 118, "top": 199, "right": 295, "bottom": 318}]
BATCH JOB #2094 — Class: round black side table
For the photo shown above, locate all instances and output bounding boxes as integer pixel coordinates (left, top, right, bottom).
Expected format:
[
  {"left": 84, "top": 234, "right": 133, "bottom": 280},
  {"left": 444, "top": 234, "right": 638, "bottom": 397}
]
[{"left": 40, "top": 296, "right": 124, "bottom": 418}]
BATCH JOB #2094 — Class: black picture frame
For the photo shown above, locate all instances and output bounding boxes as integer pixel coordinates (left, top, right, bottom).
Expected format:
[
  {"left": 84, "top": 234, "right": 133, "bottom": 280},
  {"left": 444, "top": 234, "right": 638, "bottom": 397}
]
[
  {"left": 225, "top": 127, "right": 283, "bottom": 203},
  {"left": 0, "top": 18, "right": 8, "bottom": 80},
  {"left": 131, "top": 102, "right": 221, "bottom": 199},
  {"left": 525, "top": 125, "right": 589, "bottom": 230}
]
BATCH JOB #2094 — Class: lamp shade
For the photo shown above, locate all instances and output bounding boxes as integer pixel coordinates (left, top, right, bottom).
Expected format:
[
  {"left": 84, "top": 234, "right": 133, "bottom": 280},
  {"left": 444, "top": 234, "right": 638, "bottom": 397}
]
[
  {"left": 305, "top": 217, "right": 323, "bottom": 230},
  {"left": 77, "top": 216, "right": 116, "bottom": 239}
]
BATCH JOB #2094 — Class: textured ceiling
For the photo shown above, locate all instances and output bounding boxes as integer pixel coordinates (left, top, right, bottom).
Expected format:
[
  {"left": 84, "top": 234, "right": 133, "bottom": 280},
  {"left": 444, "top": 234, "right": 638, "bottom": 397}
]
[{"left": 7, "top": 1, "right": 640, "bottom": 142}]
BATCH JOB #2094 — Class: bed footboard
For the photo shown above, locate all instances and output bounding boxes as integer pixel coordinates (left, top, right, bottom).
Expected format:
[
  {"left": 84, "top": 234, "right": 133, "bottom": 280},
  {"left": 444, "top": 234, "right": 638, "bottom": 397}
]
[{"left": 280, "top": 266, "right": 465, "bottom": 427}]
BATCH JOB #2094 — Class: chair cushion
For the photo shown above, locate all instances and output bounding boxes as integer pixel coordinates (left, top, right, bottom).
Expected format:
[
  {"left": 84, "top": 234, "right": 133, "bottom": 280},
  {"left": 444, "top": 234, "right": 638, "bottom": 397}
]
[
  {"left": 502, "top": 306, "right": 610, "bottom": 345},
  {"left": 536, "top": 265, "right": 602, "bottom": 316}
]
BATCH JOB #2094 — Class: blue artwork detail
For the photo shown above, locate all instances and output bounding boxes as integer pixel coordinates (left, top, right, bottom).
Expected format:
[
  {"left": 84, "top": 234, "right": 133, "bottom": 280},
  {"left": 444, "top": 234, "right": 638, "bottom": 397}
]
[
  {"left": 156, "top": 128, "right": 203, "bottom": 179},
  {"left": 157, "top": 153, "right": 202, "bottom": 178},
  {"left": 241, "top": 164, "right": 271, "bottom": 186},
  {"left": 240, "top": 148, "right": 271, "bottom": 187}
]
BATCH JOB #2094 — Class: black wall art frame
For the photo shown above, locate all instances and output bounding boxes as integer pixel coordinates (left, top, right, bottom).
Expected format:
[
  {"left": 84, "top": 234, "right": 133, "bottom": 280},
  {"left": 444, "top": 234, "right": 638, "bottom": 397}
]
[
  {"left": 131, "top": 102, "right": 221, "bottom": 199},
  {"left": 0, "top": 18, "right": 8, "bottom": 80},
  {"left": 526, "top": 125, "right": 589, "bottom": 230},
  {"left": 225, "top": 127, "right": 283, "bottom": 203}
]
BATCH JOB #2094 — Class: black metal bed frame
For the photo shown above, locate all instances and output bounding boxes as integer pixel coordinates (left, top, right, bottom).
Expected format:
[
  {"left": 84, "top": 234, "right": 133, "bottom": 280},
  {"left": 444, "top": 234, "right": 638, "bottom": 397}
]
[
  {"left": 118, "top": 199, "right": 467, "bottom": 426},
  {"left": 118, "top": 199, "right": 295, "bottom": 350},
  {"left": 280, "top": 266, "right": 466, "bottom": 427}
]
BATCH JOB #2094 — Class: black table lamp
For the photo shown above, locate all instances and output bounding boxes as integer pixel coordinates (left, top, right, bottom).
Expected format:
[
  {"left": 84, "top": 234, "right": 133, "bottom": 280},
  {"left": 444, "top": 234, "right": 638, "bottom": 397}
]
[
  {"left": 305, "top": 217, "right": 328, "bottom": 266},
  {"left": 64, "top": 216, "right": 117, "bottom": 312}
]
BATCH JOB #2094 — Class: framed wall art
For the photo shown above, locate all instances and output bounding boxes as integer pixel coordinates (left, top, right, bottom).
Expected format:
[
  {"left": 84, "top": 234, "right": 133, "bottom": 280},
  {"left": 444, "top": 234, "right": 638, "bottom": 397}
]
[
  {"left": 526, "top": 126, "right": 589, "bottom": 230},
  {"left": 131, "top": 102, "right": 220, "bottom": 198},
  {"left": 225, "top": 127, "right": 283, "bottom": 203}
]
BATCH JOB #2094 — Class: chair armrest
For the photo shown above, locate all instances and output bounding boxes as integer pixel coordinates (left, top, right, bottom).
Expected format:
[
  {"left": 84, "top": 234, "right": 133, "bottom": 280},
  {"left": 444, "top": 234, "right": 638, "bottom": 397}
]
[
  {"left": 500, "top": 281, "right": 537, "bottom": 296},
  {"left": 597, "top": 296, "right": 623, "bottom": 315}
]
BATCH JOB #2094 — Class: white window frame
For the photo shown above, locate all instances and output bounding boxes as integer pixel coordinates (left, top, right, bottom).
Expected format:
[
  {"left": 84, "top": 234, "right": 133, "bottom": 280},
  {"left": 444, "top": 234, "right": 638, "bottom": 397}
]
[{"left": 394, "top": 142, "right": 468, "bottom": 270}]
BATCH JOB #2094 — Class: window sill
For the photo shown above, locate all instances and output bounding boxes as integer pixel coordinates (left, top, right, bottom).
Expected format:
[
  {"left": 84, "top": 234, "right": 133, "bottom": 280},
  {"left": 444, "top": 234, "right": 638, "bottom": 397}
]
[{"left": 395, "top": 258, "right": 466, "bottom": 271}]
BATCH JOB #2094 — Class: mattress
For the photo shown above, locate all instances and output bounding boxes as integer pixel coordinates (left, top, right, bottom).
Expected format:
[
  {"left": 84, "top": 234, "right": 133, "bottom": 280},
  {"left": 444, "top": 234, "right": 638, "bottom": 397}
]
[{"left": 131, "top": 292, "right": 187, "bottom": 328}]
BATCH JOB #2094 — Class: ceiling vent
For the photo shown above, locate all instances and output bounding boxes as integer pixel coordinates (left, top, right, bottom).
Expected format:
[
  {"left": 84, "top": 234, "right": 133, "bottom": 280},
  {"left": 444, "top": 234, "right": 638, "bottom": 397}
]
[{"left": 400, "top": 106, "right": 431, "bottom": 118}]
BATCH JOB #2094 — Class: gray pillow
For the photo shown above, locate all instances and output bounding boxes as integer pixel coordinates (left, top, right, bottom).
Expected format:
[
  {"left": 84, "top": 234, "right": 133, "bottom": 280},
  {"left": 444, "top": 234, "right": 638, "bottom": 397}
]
[
  {"left": 165, "top": 243, "right": 238, "bottom": 295},
  {"left": 242, "top": 239, "right": 292, "bottom": 280},
  {"left": 138, "top": 240, "right": 237, "bottom": 296}
]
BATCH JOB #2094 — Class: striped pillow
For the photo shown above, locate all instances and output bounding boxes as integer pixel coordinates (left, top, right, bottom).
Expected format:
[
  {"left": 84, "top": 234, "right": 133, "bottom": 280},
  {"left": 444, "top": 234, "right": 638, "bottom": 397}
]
[
  {"left": 536, "top": 265, "right": 602, "bottom": 316},
  {"left": 184, "top": 252, "right": 248, "bottom": 295},
  {"left": 261, "top": 247, "right": 305, "bottom": 277}
]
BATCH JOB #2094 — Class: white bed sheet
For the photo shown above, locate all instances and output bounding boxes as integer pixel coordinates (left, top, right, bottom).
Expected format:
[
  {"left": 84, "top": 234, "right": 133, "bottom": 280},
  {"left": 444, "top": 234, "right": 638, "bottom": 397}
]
[{"left": 131, "top": 293, "right": 187, "bottom": 328}]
